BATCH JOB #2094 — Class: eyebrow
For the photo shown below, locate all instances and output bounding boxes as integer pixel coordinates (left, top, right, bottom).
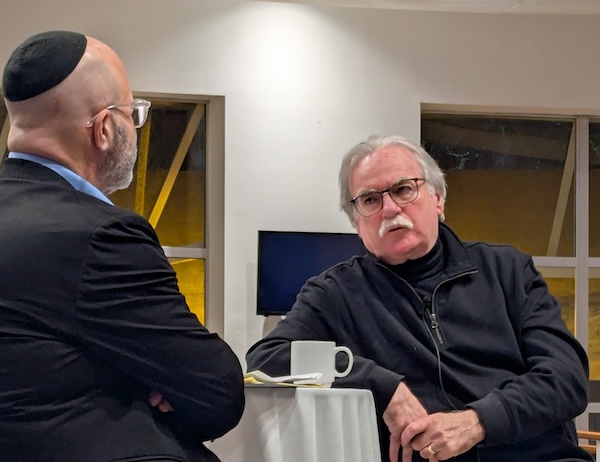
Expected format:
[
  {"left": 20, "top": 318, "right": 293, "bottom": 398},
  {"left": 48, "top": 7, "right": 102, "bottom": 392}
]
[{"left": 355, "top": 177, "right": 416, "bottom": 197}]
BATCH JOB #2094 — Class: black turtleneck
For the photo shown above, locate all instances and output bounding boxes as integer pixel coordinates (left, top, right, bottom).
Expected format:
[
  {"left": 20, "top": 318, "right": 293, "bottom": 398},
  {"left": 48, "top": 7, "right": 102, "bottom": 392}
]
[{"left": 388, "top": 235, "right": 445, "bottom": 299}]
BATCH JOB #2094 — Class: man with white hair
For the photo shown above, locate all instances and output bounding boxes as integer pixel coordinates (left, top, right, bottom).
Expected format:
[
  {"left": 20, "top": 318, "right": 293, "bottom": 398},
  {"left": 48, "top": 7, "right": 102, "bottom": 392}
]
[{"left": 247, "top": 135, "right": 591, "bottom": 462}]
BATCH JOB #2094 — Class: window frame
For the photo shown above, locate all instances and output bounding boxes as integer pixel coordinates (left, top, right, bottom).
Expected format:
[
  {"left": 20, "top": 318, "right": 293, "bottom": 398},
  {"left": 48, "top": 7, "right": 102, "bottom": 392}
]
[{"left": 421, "top": 106, "right": 594, "bottom": 430}]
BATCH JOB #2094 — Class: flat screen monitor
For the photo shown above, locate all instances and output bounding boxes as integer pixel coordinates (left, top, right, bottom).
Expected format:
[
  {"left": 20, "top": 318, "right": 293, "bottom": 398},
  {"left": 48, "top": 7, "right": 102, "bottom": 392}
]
[{"left": 256, "top": 230, "right": 366, "bottom": 316}]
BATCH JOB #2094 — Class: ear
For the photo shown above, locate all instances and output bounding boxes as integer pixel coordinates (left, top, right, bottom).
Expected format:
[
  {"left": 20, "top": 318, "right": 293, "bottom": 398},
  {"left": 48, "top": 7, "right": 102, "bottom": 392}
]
[
  {"left": 90, "top": 111, "right": 113, "bottom": 153},
  {"left": 435, "top": 191, "right": 445, "bottom": 218}
]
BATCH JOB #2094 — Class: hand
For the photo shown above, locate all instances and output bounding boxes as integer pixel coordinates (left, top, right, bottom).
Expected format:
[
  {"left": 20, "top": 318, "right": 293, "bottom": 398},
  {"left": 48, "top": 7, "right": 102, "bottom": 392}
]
[
  {"left": 148, "top": 390, "right": 174, "bottom": 413},
  {"left": 400, "top": 409, "right": 485, "bottom": 461},
  {"left": 383, "top": 382, "right": 428, "bottom": 462}
]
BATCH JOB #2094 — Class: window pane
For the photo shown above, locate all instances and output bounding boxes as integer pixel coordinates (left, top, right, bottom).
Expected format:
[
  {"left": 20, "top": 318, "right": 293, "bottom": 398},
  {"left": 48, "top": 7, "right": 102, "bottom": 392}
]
[
  {"left": 589, "top": 122, "right": 600, "bottom": 256},
  {"left": 590, "top": 414, "right": 600, "bottom": 433},
  {"left": 153, "top": 111, "right": 206, "bottom": 247},
  {"left": 110, "top": 101, "right": 206, "bottom": 247},
  {"left": 169, "top": 257, "right": 205, "bottom": 324},
  {"left": 589, "top": 274, "right": 600, "bottom": 407},
  {"left": 422, "top": 115, "right": 575, "bottom": 256},
  {"left": 590, "top": 278, "right": 600, "bottom": 402}
]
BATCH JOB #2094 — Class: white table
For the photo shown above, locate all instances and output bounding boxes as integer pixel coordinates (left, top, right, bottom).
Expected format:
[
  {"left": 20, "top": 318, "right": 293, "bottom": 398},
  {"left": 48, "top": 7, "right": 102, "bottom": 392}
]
[{"left": 207, "top": 386, "right": 382, "bottom": 462}]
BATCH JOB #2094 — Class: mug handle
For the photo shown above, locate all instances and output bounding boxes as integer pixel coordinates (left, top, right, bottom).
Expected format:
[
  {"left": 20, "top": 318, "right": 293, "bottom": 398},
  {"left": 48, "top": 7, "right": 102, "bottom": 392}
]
[{"left": 333, "top": 346, "right": 354, "bottom": 378}]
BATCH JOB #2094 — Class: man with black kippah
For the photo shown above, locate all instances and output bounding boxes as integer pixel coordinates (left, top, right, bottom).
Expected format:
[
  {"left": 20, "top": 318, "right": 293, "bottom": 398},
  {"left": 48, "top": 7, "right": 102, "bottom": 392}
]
[{"left": 0, "top": 30, "right": 245, "bottom": 462}]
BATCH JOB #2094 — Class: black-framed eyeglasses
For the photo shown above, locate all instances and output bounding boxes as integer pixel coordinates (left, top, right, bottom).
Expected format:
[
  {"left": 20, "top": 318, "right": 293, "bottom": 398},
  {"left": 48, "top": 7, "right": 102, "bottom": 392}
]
[
  {"left": 86, "top": 98, "right": 151, "bottom": 129},
  {"left": 351, "top": 178, "right": 425, "bottom": 217}
]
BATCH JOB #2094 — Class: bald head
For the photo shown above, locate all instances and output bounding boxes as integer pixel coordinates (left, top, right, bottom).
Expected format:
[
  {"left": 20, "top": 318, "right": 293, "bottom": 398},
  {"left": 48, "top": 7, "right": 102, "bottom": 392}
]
[
  {"left": 3, "top": 31, "right": 130, "bottom": 122},
  {"left": 1, "top": 30, "right": 137, "bottom": 194}
]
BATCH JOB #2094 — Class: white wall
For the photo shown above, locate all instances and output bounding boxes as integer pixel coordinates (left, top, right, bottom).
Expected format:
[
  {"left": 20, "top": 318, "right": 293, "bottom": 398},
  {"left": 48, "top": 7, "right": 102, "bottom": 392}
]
[{"left": 3, "top": 0, "right": 600, "bottom": 365}]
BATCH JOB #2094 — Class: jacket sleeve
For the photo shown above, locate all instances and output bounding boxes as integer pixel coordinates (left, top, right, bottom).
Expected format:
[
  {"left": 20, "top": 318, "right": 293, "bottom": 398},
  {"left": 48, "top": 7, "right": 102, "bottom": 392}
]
[
  {"left": 467, "top": 254, "right": 589, "bottom": 446},
  {"left": 72, "top": 213, "right": 245, "bottom": 441},
  {"left": 246, "top": 275, "right": 403, "bottom": 415}
]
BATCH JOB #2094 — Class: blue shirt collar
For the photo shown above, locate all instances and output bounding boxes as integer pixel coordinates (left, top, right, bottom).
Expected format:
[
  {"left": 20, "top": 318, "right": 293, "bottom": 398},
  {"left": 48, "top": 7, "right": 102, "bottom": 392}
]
[{"left": 8, "top": 152, "right": 113, "bottom": 205}]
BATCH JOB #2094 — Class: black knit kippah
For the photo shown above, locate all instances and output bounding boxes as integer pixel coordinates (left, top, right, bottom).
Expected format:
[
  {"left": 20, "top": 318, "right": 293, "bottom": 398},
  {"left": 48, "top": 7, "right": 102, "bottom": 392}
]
[{"left": 2, "top": 30, "right": 87, "bottom": 102}]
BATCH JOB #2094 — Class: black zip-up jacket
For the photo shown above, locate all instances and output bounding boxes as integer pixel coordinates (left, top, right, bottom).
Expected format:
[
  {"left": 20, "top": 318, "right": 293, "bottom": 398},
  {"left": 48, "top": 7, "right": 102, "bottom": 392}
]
[{"left": 246, "top": 223, "right": 592, "bottom": 462}]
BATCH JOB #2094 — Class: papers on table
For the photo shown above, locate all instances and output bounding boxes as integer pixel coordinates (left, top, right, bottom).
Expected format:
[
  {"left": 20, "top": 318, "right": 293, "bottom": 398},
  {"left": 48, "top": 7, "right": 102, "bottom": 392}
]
[{"left": 244, "top": 370, "right": 325, "bottom": 387}]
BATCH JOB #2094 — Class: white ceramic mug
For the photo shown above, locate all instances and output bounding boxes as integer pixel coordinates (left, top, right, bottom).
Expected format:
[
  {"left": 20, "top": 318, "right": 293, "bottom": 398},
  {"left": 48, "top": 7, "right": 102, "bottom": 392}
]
[{"left": 290, "top": 340, "right": 354, "bottom": 386}]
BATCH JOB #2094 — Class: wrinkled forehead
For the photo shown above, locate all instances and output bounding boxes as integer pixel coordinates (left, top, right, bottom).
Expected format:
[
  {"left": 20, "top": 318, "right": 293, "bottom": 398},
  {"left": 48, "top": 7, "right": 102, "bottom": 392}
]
[{"left": 349, "top": 146, "right": 422, "bottom": 194}]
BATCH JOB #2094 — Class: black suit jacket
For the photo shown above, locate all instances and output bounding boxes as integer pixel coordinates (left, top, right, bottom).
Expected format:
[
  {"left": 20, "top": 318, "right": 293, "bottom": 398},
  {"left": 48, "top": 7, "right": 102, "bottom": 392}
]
[{"left": 0, "top": 159, "right": 244, "bottom": 462}]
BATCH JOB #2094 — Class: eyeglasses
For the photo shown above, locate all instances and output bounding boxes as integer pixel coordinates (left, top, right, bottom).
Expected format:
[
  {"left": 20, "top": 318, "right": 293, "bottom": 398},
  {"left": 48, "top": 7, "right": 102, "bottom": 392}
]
[
  {"left": 86, "top": 98, "right": 151, "bottom": 129},
  {"left": 351, "top": 178, "right": 425, "bottom": 217}
]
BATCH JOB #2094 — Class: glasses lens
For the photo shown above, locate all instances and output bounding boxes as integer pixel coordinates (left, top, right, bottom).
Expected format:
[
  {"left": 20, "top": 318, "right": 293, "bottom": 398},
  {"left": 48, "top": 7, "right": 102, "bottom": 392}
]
[
  {"left": 390, "top": 180, "right": 418, "bottom": 203},
  {"left": 356, "top": 192, "right": 382, "bottom": 216},
  {"left": 131, "top": 100, "right": 151, "bottom": 128}
]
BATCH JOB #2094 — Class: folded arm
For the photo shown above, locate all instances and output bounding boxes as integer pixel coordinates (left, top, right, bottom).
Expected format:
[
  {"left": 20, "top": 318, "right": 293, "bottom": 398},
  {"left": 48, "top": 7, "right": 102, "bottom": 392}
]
[{"left": 74, "top": 213, "right": 245, "bottom": 441}]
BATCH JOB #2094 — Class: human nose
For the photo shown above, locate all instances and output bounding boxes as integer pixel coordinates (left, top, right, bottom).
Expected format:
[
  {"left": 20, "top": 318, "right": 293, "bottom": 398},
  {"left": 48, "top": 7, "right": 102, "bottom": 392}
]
[{"left": 381, "top": 191, "right": 401, "bottom": 216}]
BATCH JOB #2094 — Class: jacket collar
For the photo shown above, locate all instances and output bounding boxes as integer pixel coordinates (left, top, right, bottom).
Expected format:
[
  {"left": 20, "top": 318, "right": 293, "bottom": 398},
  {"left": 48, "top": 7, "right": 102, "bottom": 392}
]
[
  {"left": 0, "top": 156, "right": 70, "bottom": 184},
  {"left": 364, "top": 222, "right": 478, "bottom": 278},
  {"left": 437, "top": 222, "right": 478, "bottom": 278},
  {"left": 1, "top": 156, "right": 113, "bottom": 205}
]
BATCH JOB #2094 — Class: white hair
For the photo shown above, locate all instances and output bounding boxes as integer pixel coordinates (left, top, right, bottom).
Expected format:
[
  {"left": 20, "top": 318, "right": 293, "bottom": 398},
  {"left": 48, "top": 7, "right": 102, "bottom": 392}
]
[{"left": 338, "top": 135, "right": 446, "bottom": 226}]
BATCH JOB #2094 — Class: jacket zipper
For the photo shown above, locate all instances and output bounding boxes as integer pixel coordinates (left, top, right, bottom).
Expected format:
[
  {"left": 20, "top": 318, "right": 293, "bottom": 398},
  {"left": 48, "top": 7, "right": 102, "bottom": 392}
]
[
  {"left": 426, "top": 270, "right": 478, "bottom": 345},
  {"left": 423, "top": 297, "right": 444, "bottom": 344},
  {"left": 376, "top": 260, "right": 478, "bottom": 346}
]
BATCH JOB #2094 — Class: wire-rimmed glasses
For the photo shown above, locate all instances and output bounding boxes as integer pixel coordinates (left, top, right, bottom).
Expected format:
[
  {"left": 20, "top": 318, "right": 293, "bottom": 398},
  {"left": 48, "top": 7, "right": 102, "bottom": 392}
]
[
  {"left": 86, "top": 98, "right": 151, "bottom": 129},
  {"left": 351, "top": 177, "right": 425, "bottom": 217}
]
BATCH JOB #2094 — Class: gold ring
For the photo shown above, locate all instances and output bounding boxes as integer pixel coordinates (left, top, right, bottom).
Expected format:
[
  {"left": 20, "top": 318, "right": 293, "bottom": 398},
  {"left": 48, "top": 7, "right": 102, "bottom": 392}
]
[{"left": 427, "top": 443, "right": 437, "bottom": 455}]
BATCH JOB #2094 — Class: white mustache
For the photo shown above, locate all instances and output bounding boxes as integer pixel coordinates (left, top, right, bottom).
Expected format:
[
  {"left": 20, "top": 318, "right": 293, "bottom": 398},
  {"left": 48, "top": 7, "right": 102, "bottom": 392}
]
[{"left": 379, "top": 215, "right": 414, "bottom": 238}]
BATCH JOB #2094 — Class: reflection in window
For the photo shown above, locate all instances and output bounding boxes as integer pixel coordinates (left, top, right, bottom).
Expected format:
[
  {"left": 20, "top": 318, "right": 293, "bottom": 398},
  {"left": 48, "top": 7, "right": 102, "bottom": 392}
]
[{"left": 422, "top": 115, "right": 575, "bottom": 257}]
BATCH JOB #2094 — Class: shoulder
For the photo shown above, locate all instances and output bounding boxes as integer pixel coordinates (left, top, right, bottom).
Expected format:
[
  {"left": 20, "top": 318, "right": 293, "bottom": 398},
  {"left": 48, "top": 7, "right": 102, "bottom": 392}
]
[
  {"left": 61, "top": 199, "right": 164, "bottom": 266},
  {"left": 460, "top": 239, "right": 537, "bottom": 286},
  {"left": 441, "top": 223, "right": 529, "bottom": 262},
  {"left": 87, "top": 207, "right": 162, "bottom": 257},
  {"left": 68, "top": 194, "right": 157, "bottom": 239},
  {"left": 462, "top": 239, "right": 531, "bottom": 262},
  {"left": 313, "top": 254, "right": 377, "bottom": 286}
]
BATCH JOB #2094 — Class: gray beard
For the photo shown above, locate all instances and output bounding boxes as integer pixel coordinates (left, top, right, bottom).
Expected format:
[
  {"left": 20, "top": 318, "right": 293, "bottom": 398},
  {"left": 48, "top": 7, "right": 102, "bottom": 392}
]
[{"left": 98, "top": 123, "right": 137, "bottom": 196}]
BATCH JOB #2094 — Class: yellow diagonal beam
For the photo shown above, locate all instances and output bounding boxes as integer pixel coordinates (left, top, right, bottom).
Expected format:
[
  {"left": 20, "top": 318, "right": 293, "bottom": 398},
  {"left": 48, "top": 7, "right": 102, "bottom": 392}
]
[
  {"left": 135, "top": 111, "right": 152, "bottom": 216},
  {"left": 149, "top": 104, "right": 205, "bottom": 228},
  {"left": 546, "top": 127, "right": 576, "bottom": 256}
]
